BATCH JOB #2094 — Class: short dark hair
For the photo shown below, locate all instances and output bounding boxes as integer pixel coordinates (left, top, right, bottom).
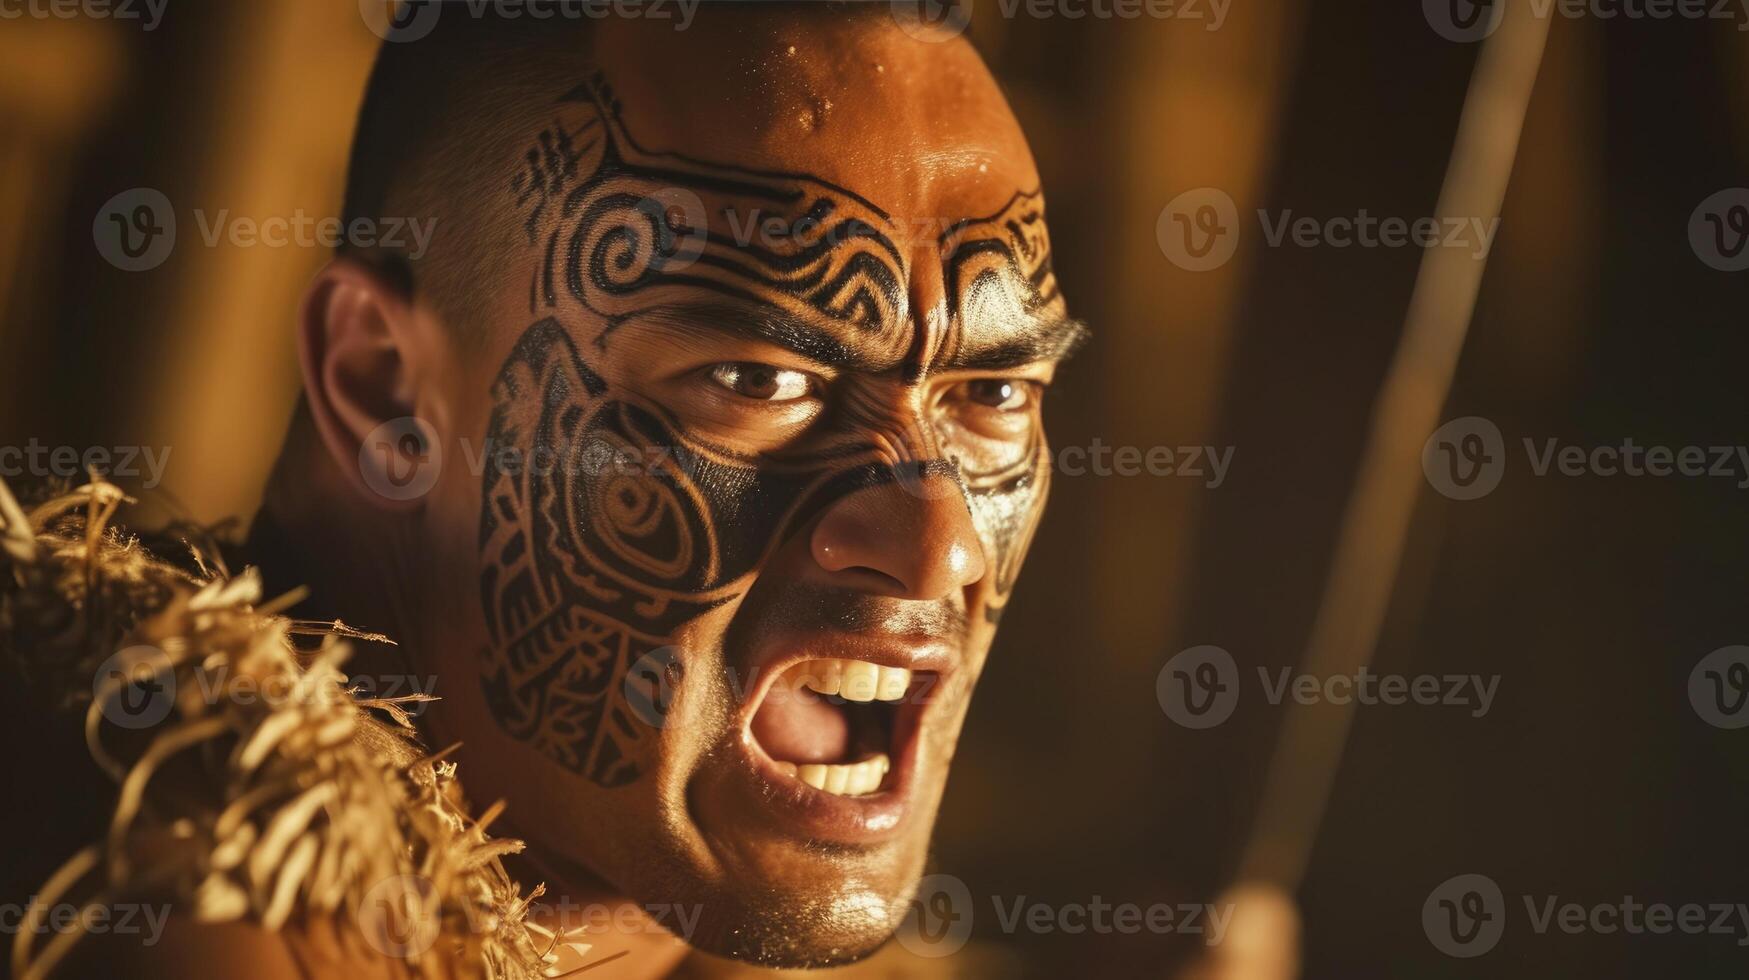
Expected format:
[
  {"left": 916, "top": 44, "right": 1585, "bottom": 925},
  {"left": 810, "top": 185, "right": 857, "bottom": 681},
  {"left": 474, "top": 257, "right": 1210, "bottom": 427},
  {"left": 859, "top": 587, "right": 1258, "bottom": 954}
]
[{"left": 339, "top": 5, "right": 600, "bottom": 342}]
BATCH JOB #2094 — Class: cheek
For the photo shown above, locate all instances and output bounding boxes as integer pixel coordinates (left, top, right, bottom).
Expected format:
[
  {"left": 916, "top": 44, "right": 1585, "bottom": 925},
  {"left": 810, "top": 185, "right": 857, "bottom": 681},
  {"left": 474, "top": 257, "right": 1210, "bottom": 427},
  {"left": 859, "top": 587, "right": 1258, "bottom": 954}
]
[
  {"left": 964, "top": 439, "right": 1050, "bottom": 614},
  {"left": 563, "top": 399, "right": 818, "bottom": 598}
]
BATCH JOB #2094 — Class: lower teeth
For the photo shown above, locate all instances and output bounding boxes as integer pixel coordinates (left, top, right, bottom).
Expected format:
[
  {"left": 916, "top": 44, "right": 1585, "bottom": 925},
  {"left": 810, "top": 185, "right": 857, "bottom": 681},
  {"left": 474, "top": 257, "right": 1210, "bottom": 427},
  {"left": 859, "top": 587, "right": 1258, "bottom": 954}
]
[{"left": 777, "top": 754, "right": 891, "bottom": 796}]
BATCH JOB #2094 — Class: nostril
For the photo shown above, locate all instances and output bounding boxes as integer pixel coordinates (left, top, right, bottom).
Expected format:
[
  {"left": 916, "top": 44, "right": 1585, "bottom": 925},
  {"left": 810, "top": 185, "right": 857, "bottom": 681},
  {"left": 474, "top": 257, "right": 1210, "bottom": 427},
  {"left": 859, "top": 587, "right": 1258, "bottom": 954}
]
[
  {"left": 841, "top": 565, "right": 907, "bottom": 593},
  {"left": 815, "top": 542, "right": 908, "bottom": 592}
]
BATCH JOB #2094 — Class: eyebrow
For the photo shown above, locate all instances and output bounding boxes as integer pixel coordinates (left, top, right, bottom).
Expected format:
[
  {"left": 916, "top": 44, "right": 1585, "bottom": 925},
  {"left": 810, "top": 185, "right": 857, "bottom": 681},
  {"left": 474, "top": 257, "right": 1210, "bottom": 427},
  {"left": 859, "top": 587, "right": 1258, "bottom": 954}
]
[
  {"left": 942, "top": 313, "right": 1092, "bottom": 371},
  {"left": 635, "top": 301, "right": 866, "bottom": 369},
  {"left": 632, "top": 301, "right": 1091, "bottom": 374}
]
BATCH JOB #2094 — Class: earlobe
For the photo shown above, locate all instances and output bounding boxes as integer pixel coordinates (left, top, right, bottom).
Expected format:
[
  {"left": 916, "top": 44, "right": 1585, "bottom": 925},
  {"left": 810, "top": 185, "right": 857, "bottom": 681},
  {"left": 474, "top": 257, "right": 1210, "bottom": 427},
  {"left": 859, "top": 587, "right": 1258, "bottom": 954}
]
[{"left": 297, "top": 258, "right": 447, "bottom": 511}]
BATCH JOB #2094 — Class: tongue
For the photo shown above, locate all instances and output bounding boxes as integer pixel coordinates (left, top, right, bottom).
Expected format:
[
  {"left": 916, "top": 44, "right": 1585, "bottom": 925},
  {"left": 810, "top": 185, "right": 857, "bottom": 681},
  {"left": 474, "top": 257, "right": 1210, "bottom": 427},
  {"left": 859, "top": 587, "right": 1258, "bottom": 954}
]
[{"left": 751, "top": 682, "right": 850, "bottom": 764}]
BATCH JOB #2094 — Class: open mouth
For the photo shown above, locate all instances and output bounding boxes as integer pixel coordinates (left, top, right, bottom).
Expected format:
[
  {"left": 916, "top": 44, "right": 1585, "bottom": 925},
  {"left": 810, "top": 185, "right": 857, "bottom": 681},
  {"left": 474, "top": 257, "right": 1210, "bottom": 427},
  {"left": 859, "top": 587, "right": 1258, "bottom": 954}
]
[{"left": 747, "top": 659, "right": 925, "bottom": 798}]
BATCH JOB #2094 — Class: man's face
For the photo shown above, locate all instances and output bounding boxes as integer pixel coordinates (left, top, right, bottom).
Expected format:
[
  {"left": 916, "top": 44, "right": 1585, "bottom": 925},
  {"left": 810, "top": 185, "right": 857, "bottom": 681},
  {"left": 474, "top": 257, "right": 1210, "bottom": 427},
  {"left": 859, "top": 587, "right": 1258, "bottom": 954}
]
[{"left": 417, "top": 17, "right": 1076, "bottom": 966}]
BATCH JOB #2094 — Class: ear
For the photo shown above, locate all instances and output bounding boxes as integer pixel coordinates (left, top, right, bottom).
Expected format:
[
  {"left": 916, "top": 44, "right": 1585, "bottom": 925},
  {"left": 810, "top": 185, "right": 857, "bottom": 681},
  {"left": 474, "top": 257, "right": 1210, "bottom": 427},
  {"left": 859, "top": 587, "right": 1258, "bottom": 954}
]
[{"left": 297, "top": 258, "right": 450, "bottom": 511}]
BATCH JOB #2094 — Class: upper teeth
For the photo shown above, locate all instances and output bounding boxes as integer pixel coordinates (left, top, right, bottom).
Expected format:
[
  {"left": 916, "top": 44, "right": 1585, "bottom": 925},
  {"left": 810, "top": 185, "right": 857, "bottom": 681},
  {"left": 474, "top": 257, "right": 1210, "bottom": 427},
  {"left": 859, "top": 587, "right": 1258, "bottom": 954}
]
[{"left": 795, "top": 659, "right": 912, "bottom": 702}]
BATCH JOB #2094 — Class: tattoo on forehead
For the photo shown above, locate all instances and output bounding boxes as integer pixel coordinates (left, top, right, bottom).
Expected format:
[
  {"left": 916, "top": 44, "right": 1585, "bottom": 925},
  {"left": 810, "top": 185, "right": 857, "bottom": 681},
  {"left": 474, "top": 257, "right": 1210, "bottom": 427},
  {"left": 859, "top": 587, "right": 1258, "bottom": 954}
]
[
  {"left": 479, "top": 71, "right": 1059, "bottom": 785},
  {"left": 511, "top": 70, "right": 1059, "bottom": 352}
]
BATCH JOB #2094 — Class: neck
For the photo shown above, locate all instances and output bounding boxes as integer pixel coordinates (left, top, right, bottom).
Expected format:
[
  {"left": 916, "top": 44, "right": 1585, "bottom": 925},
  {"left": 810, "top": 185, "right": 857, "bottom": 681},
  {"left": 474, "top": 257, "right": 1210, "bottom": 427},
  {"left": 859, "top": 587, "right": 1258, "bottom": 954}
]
[
  {"left": 252, "top": 404, "right": 427, "bottom": 654},
  {"left": 499, "top": 837, "right": 693, "bottom": 977}
]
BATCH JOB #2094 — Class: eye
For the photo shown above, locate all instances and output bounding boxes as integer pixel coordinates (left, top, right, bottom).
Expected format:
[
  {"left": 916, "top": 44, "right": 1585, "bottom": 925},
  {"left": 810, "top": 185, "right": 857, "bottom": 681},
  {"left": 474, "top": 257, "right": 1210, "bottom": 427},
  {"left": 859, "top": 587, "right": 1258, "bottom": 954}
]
[
  {"left": 707, "top": 363, "right": 813, "bottom": 402},
  {"left": 962, "top": 378, "right": 1032, "bottom": 411}
]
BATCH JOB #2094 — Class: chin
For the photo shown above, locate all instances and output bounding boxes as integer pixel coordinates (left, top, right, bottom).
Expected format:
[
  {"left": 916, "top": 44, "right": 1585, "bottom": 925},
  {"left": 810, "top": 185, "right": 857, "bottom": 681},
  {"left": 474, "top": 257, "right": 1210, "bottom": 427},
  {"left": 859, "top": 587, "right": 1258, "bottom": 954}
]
[
  {"left": 692, "top": 895, "right": 906, "bottom": 968},
  {"left": 663, "top": 744, "right": 948, "bottom": 966},
  {"left": 678, "top": 860, "right": 920, "bottom": 968}
]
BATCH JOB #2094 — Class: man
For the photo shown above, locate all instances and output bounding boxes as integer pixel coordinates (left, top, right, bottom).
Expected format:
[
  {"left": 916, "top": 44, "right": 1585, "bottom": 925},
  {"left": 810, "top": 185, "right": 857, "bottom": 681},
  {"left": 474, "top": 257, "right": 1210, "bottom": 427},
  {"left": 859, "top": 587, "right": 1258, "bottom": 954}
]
[{"left": 28, "top": 3, "right": 1083, "bottom": 975}]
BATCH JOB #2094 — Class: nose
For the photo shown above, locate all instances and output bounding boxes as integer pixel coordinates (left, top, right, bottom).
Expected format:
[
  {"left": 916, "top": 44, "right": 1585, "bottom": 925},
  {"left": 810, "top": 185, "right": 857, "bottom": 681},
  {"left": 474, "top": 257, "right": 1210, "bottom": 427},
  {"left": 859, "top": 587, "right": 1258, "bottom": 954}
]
[{"left": 809, "top": 473, "right": 987, "bottom": 600}]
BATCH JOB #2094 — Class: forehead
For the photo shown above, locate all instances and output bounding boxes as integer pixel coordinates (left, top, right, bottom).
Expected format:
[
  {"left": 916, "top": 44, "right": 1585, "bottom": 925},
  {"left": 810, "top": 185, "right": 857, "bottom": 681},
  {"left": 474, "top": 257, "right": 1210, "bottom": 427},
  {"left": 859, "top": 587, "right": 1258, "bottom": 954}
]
[
  {"left": 505, "top": 14, "right": 1063, "bottom": 370},
  {"left": 594, "top": 16, "right": 1036, "bottom": 206}
]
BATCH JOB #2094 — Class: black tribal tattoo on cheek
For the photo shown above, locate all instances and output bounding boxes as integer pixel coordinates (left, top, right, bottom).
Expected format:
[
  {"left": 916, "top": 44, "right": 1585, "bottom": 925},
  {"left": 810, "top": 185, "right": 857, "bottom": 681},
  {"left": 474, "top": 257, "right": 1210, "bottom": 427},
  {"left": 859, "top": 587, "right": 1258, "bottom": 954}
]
[{"left": 477, "top": 71, "right": 1063, "bottom": 785}]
